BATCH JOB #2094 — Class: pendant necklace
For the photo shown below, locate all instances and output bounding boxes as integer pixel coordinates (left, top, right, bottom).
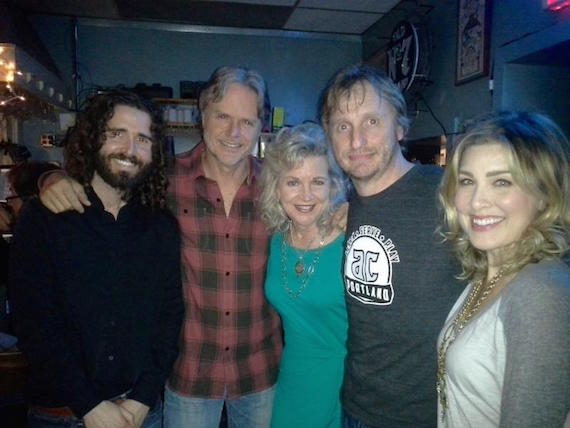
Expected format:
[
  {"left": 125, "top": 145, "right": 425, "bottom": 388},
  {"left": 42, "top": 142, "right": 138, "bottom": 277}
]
[
  {"left": 436, "top": 267, "right": 505, "bottom": 422},
  {"left": 281, "top": 229, "right": 324, "bottom": 299},
  {"left": 292, "top": 231, "right": 318, "bottom": 277}
]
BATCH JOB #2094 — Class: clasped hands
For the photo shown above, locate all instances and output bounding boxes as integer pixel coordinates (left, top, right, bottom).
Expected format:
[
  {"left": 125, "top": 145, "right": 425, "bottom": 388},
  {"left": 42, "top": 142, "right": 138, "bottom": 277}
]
[{"left": 83, "top": 399, "right": 150, "bottom": 428}]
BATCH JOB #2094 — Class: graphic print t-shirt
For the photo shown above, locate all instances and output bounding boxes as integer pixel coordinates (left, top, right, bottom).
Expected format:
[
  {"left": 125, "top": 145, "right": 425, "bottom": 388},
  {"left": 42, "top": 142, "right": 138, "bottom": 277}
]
[{"left": 341, "top": 165, "right": 462, "bottom": 428}]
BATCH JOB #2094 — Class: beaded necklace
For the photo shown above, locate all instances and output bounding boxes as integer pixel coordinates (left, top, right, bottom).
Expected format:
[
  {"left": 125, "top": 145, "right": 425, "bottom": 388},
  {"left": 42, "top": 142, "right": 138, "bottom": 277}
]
[
  {"left": 291, "top": 233, "right": 319, "bottom": 276},
  {"left": 436, "top": 267, "right": 505, "bottom": 421},
  {"left": 280, "top": 232, "right": 324, "bottom": 299}
]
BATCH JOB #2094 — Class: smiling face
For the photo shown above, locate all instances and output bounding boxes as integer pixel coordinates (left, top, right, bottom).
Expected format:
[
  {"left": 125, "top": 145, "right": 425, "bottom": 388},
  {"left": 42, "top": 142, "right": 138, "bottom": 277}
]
[
  {"left": 327, "top": 82, "right": 404, "bottom": 196},
  {"left": 454, "top": 143, "right": 541, "bottom": 266},
  {"left": 94, "top": 104, "right": 154, "bottom": 191},
  {"left": 277, "top": 155, "right": 331, "bottom": 233},
  {"left": 201, "top": 83, "right": 262, "bottom": 172}
]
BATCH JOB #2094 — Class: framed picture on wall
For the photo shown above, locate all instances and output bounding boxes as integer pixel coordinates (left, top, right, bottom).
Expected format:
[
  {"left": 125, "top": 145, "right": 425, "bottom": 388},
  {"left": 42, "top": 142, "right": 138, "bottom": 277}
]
[{"left": 456, "top": 0, "right": 491, "bottom": 85}]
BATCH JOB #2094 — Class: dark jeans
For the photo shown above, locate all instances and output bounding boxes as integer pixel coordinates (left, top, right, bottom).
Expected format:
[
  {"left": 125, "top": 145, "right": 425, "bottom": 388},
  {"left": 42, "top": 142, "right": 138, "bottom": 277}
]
[
  {"left": 342, "top": 409, "right": 375, "bottom": 428},
  {"left": 28, "top": 400, "right": 163, "bottom": 428}
]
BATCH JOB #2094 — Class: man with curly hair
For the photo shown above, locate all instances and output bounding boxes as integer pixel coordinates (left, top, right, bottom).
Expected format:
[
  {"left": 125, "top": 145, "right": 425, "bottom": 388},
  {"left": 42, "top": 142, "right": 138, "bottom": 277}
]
[{"left": 10, "top": 91, "right": 184, "bottom": 428}]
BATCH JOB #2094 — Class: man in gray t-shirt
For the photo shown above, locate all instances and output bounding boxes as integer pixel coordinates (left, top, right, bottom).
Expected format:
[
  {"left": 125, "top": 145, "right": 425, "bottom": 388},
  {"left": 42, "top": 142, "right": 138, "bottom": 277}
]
[{"left": 318, "top": 64, "right": 462, "bottom": 427}]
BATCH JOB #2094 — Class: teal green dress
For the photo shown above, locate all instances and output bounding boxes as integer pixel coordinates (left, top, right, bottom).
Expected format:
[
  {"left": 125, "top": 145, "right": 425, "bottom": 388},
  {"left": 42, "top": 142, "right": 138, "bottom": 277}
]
[{"left": 266, "top": 232, "right": 347, "bottom": 428}]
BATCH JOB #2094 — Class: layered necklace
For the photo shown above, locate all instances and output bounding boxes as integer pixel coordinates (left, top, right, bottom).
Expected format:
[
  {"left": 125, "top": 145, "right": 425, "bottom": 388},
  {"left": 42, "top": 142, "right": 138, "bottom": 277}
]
[
  {"left": 281, "top": 228, "right": 324, "bottom": 299},
  {"left": 436, "top": 267, "right": 506, "bottom": 421}
]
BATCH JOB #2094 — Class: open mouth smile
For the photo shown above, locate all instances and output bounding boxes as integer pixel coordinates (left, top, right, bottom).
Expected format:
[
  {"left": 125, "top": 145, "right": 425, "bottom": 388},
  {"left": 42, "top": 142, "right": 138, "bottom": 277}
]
[
  {"left": 294, "top": 204, "right": 316, "bottom": 213},
  {"left": 471, "top": 216, "right": 503, "bottom": 228}
]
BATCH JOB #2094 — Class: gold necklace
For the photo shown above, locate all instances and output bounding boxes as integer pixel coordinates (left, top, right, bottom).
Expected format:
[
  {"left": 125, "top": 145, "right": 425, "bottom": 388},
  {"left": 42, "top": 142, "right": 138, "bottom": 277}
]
[
  {"left": 436, "top": 267, "right": 505, "bottom": 421},
  {"left": 281, "top": 232, "right": 324, "bottom": 299}
]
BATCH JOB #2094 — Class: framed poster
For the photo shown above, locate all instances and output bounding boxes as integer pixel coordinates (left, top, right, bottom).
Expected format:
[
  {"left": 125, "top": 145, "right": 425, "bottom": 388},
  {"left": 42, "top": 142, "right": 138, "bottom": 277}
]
[{"left": 456, "top": 0, "right": 491, "bottom": 85}]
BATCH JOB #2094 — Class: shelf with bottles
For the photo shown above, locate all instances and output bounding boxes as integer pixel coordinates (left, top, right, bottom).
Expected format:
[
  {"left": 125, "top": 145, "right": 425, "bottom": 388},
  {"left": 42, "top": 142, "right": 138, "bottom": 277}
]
[
  {"left": 256, "top": 132, "right": 275, "bottom": 159},
  {"left": 153, "top": 98, "right": 200, "bottom": 130}
]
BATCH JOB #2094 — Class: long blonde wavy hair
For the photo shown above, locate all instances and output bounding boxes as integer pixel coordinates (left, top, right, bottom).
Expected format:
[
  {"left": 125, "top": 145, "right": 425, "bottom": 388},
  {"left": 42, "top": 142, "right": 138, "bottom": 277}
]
[{"left": 439, "top": 111, "right": 570, "bottom": 281}]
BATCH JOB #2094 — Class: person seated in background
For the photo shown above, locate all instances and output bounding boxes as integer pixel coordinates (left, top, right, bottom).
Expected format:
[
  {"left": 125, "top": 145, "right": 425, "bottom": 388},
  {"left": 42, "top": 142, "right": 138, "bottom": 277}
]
[
  {"left": 436, "top": 111, "right": 569, "bottom": 427},
  {"left": 0, "top": 209, "right": 12, "bottom": 345},
  {"left": 10, "top": 90, "right": 184, "bottom": 428},
  {"left": 0, "top": 161, "right": 59, "bottom": 342},
  {"left": 0, "top": 206, "right": 10, "bottom": 233},
  {"left": 1, "top": 162, "right": 60, "bottom": 234},
  {"left": 6, "top": 162, "right": 60, "bottom": 219},
  {"left": 260, "top": 123, "right": 348, "bottom": 428}
]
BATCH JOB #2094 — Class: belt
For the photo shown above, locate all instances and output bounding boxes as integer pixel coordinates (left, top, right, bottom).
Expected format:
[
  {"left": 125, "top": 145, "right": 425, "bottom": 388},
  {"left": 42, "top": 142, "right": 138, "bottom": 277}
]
[
  {"left": 30, "top": 389, "right": 131, "bottom": 419},
  {"left": 30, "top": 392, "right": 158, "bottom": 419},
  {"left": 30, "top": 405, "right": 76, "bottom": 418}
]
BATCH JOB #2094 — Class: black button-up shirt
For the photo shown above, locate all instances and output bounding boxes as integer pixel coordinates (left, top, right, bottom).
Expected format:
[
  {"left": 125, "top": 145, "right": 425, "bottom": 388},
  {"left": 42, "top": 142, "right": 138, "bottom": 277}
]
[{"left": 10, "top": 189, "right": 184, "bottom": 417}]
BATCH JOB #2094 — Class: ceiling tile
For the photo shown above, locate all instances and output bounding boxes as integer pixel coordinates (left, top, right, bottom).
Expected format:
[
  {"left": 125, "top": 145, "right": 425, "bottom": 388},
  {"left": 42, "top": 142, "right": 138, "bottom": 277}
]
[
  {"left": 297, "top": 0, "right": 400, "bottom": 13},
  {"left": 285, "top": 8, "right": 382, "bottom": 34},
  {"left": 9, "top": 0, "right": 412, "bottom": 37},
  {"left": 116, "top": 0, "right": 292, "bottom": 28}
]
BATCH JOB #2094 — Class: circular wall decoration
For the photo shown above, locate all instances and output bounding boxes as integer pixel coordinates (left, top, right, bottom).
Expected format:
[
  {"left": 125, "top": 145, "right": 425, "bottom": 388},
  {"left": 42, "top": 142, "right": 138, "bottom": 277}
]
[{"left": 387, "top": 20, "right": 423, "bottom": 93}]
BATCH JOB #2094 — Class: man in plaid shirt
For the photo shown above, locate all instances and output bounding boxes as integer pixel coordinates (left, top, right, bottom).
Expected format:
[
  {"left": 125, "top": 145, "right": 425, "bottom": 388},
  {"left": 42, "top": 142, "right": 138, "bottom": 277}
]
[
  {"left": 38, "top": 67, "right": 283, "bottom": 427},
  {"left": 163, "top": 67, "right": 282, "bottom": 426}
]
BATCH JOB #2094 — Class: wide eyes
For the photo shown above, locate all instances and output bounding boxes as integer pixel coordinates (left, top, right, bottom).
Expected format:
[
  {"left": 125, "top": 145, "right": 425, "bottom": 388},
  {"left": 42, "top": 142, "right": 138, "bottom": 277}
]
[{"left": 334, "top": 117, "right": 379, "bottom": 133}]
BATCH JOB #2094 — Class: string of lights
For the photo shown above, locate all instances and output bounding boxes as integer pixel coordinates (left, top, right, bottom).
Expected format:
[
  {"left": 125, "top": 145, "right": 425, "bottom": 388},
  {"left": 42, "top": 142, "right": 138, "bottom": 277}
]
[{"left": 0, "top": 45, "right": 26, "bottom": 107}]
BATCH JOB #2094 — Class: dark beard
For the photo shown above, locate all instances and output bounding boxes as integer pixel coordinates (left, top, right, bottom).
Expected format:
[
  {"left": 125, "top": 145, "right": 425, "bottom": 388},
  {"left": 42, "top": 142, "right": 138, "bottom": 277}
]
[{"left": 94, "top": 152, "right": 154, "bottom": 191}]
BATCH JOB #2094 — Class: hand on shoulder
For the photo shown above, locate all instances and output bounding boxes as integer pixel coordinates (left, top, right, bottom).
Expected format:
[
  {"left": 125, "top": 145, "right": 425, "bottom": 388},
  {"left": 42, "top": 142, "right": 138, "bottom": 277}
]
[
  {"left": 0, "top": 205, "right": 12, "bottom": 232},
  {"left": 330, "top": 202, "right": 349, "bottom": 233},
  {"left": 39, "top": 171, "right": 91, "bottom": 214}
]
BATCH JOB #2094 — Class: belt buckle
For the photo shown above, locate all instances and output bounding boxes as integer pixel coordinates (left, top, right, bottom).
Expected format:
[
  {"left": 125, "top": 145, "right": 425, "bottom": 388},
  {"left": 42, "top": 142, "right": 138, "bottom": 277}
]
[{"left": 109, "top": 389, "right": 132, "bottom": 404}]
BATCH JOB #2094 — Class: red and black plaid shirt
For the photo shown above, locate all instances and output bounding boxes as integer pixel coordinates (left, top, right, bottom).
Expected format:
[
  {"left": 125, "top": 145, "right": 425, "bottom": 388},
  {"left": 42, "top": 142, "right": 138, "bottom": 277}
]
[{"left": 167, "top": 143, "right": 282, "bottom": 398}]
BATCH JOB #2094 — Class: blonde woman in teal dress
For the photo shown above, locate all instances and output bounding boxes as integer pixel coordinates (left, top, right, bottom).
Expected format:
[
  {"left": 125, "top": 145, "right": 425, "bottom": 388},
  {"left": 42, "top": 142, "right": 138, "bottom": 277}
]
[{"left": 260, "top": 123, "right": 348, "bottom": 428}]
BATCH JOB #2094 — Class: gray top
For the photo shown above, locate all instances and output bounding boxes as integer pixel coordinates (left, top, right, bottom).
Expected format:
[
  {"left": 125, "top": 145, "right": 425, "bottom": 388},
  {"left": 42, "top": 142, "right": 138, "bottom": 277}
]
[{"left": 438, "top": 258, "right": 570, "bottom": 427}]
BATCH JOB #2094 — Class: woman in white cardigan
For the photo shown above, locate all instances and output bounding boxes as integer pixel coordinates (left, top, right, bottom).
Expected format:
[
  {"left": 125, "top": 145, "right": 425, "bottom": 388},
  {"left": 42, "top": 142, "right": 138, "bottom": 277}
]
[{"left": 436, "top": 111, "right": 569, "bottom": 428}]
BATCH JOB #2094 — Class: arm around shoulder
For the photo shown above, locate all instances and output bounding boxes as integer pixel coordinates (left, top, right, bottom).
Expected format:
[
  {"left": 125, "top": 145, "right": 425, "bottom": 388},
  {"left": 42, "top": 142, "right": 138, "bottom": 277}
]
[{"left": 39, "top": 170, "right": 91, "bottom": 214}]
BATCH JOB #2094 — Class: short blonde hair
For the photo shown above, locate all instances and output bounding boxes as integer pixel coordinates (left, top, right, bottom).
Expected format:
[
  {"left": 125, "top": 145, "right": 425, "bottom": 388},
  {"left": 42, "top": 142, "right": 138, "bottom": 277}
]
[
  {"left": 260, "top": 123, "right": 347, "bottom": 233},
  {"left": 439, "top": 111, "right": 570, "bottom": 280}
]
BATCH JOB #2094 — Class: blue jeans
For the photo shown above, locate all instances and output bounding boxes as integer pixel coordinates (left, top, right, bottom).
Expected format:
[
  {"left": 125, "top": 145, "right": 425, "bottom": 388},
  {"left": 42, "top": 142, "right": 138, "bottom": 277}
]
[
  {"left": 342, "top": 410, "right": 375, "bottom": 428},
  {"left": 28, "top": 401, "right": 162, "bottom": 428},
  {"left": 163, "top": 385, "right": 275, "bottom": 428}
]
